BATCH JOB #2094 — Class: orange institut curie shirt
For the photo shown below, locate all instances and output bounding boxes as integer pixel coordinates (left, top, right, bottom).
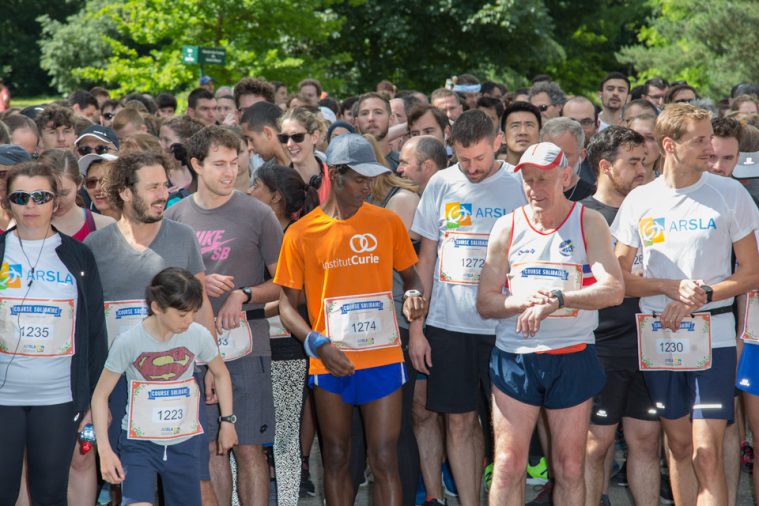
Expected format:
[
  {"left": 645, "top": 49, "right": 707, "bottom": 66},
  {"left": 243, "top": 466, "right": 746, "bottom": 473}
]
[{"left": 274, "top": 203, "right": 418, "bottom": 375}]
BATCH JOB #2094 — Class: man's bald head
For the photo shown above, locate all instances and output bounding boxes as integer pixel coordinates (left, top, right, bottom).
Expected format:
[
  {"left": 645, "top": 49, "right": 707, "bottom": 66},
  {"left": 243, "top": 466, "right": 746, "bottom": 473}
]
[{"left": 561, "top": 96, "right": 598, "bottom": 147}]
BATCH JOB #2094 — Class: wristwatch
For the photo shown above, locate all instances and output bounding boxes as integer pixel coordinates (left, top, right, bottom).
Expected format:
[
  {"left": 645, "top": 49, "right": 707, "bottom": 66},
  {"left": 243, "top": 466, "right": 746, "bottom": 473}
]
[
  {"left": 239, "top": 287, "right": 252, "bottom": 305},
  {"left": 403, "top": 289, "right": 423, "bottom": 301},
  {"left": 219, "top": 414, "right": 237, "bottom": 424},
  {"left": 702, "top": 285, "right": 713, "bottom": 304},
  {"left": 550, "top": 289, "right": 565, "bottom": 309}
]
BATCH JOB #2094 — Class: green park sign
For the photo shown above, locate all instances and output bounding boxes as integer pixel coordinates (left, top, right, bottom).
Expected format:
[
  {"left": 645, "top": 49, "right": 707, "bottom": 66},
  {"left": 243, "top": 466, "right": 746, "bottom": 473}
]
[{"left": 181, "top": 45, "right": 226, "bottom": 65}]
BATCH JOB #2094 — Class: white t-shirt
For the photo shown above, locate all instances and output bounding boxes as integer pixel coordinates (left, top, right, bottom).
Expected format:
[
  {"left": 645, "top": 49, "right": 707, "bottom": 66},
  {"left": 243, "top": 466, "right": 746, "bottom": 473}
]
[
  {"left": 412, "top": 162, "right": 526, "bottom": 333},
  {"left": 0, "top": 233, "right": 78, "bottom": 405},
  {"left": 612, "top": 172, "right": 759, "bottom": 348}
]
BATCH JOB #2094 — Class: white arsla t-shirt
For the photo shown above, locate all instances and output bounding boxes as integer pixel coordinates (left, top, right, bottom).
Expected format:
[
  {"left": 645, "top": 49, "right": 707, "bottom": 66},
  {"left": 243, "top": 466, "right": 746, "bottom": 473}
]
[
  {"left": 0, "top": 233, "right": 78, "bottom": 405},
  {"left": 412, "top": 162, "right": 526, "bottom": 334},
  {"left": 611, "top": 172, "right": 759, "bottom": 348}
]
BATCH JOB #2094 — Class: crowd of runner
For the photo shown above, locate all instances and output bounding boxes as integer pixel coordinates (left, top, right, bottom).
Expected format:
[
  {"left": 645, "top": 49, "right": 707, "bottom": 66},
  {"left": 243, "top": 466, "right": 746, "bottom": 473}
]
[{"left": 1, "top": 71, "right": 759, "bottom": 506}]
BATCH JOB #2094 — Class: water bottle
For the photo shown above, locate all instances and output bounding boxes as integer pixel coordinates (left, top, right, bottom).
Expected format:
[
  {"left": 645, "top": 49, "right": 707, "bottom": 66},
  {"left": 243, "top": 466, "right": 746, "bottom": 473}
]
[{"left": 79, "top": 423, "right": 96, "bottom": 454}]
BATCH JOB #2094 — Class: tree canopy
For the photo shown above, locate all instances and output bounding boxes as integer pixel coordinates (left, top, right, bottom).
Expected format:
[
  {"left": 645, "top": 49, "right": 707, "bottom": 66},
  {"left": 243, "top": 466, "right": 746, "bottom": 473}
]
[
  {"left": 618, "top": 0, "right": 759, "bottom": 98},
  {"left": 40, "top": 0, "right": 347, "bottom": 96},
  {"left": 0, "top": 0, "right": 83, "bottom": 96},
  {"left": 16, "top": 0, "right": 759, "bottom": 101}
]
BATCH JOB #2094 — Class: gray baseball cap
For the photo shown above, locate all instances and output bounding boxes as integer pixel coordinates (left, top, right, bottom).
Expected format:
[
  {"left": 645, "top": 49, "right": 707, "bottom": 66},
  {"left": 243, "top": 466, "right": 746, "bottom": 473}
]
[
  {"left": 78, "top": 153, "right": 118, "bottom": 176},
  {"left": 733, "top": 151, "right": 759, "bottom": 179},
  {"left": 0, "top": 144, "right": 32, "bottom": 166},
  {"left": 326, "top": 134, "right": 390, "bottom": 177}
]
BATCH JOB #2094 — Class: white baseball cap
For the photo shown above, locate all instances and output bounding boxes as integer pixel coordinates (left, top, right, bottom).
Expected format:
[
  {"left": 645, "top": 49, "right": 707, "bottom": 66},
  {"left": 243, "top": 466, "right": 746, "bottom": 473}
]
[{"left": 514, "top": 142, "right": 568, "bottom": 172}]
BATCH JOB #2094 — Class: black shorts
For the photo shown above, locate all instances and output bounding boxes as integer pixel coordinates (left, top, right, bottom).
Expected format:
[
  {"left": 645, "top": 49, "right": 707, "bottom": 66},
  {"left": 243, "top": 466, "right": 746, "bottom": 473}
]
[
  {"left": 426, "top": 325, "right": 494, "bottom": 413},
  {"left": 591, "top": 356, "right": 658, "bottom": 425}
]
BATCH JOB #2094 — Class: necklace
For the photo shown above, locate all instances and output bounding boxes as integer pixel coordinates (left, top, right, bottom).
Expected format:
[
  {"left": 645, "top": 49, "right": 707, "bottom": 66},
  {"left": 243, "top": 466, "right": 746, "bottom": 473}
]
[{"left": 17, "top": 230, "right": 49, "bottom": 287}]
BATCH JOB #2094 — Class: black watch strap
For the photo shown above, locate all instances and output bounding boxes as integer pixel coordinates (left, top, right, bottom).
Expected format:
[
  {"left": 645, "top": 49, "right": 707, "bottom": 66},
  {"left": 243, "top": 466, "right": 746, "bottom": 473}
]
[
  {"left": 551, "top": 289, "right": 565, "bottom": 308},
  {"left": 240, "top": 287, "right": 252, "bottom": 305},
  {"left": 703, "top": 285, "right": 713, "bottom": 304},
  {"left": 219, "top": 414, "right": 237, "bottom": 424}
]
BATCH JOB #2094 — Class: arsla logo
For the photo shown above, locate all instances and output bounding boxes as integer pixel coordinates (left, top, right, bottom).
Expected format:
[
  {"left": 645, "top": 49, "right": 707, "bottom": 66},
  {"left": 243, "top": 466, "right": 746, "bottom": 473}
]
[
  {"left": 639, "top": 217, "right": 666, "bottom": 247},
  {"left": 445, "top": 202, "right": 472, "bottom": 229},
  {"left": 0, "top": 263, "right": 22, "bottom": 290},
  {"left": 350, "top": 233, "right": 378, "bottom": 253}
]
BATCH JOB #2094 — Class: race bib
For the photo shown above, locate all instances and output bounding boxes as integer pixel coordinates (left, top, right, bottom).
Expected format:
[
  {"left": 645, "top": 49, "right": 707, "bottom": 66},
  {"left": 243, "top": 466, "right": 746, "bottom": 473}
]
[
  {"left": 439, "top": 232, "right": 488, "bottom": 285},
  {"left": 637, "top": 313, "right": 712, "bottom": 371},
  {"left": 742, "top": 290, "right": 759, "bottom": 342},
  {"left": 198, "top": 312, "right": 253, "bottom": 364},
  {"left": 324, "top": 291, "right": 400, "bottom": 350},
  {"left": 268, "top": 315, "right": 291, "bottom": 339},
  {"left": 127, "top": 378, "right": 202, "bottom": 441},
  {"left": 509, "top": 262, "right": 582, "bottom": 317},
  {"left": 0, "top": 297, "right": 76, "bottom": 357},
  {"left": 104, "top": 300, "right": 148, "bottom": 347}
]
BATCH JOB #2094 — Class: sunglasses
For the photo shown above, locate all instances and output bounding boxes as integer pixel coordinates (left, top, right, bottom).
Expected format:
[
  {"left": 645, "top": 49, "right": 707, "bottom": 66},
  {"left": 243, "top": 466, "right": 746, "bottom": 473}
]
[
  {"left": 572, "top": 118, "right": 596, "bottom": 127},
  {"left": 8, "top": 190, "right": 55, "bottom": 206},
  {"left": 535, "top": 104, "right": 552, "bottom": 112},
  {"left": 85, "top": 177, "right": 102, "bottom": 190},
  {"left": 277, "top": 132, "right": 307, "bottom": 144},
  {"left": 102, "top": 112, "right": 115, "bottom": 120},
  {"left": 77, "top": 145, "right": 112, "bottom": 156}
]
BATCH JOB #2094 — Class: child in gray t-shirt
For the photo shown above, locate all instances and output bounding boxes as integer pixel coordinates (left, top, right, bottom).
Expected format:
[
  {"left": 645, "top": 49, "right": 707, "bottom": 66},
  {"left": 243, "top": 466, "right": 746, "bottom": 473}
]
[{"left": 91, "top": 268, "right": 237, "bottom": 506}]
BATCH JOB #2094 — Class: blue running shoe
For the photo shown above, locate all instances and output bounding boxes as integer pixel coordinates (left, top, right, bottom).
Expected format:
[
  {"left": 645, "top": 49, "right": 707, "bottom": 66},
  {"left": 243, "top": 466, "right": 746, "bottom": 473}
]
[
  {"left": 442, "top": 460, "right": 458, "bottom": 497},
  {"left": 416, "top": 474, "right": 427, "bottom": 505}
]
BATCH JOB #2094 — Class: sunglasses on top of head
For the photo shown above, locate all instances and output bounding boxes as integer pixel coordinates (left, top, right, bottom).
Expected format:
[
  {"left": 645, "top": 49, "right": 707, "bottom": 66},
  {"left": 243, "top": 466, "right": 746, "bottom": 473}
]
[{"left": 8, "top": 190, "right": 56, "bottom": 206}]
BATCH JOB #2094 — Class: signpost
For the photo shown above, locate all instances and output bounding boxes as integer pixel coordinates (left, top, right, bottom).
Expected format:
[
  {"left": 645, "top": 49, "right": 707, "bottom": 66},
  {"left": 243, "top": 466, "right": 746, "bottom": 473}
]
[{"left": 181, "top": 45, "right": 226, "bottom": 81}]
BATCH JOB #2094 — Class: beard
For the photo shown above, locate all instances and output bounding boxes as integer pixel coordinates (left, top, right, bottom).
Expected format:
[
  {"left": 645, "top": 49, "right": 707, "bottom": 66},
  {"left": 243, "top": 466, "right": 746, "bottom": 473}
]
[
  {"left": 374, "top": 125, "right": 389, "bottom": 141},
  {"left": 132, "top": 191, "right": 167, "bottom": 224},
  {"left": 609, "top": 174, "right": 641, "bottom": 198}
]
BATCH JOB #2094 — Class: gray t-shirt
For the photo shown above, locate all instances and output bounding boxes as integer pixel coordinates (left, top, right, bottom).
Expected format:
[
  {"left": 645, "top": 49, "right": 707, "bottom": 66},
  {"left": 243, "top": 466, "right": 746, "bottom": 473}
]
[
  {"left": 84, "top": 220, "right": 205, "bottom": 302},
  {"left": 165, "top": 192, "right": 283, "bottom": 357},
  {"left": 104, "top": 321, "right": 218, "bottom": 445}
]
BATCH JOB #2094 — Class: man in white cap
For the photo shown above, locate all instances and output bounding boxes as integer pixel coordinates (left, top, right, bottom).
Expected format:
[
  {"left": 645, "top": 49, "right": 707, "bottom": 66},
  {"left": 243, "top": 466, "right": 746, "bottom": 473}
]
[
  {"left": 274, "top": 133, "right": 427, "bottom": 505},
  {"left": 477, "top": 141, "right": 624, "bottom": 505},
  {"left": 74, "top": 125, "right": 120, "bottom": 159}
]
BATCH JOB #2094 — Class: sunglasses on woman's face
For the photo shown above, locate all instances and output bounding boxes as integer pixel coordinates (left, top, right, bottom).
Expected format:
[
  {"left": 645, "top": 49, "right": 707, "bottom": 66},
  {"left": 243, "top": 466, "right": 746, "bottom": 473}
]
[
  {"left": 8, "top": 190, "right": 55, "bottom": 206},
  {"left": 85, "top": 177, "right": 102, "bottom": 190},
  {"left": 277, "top": 132, "right": 307, "bottom": 144}
]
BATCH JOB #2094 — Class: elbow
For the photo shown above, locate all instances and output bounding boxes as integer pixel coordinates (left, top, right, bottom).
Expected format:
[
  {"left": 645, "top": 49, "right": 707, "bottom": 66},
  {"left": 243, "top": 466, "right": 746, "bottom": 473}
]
[
  {"left": 476, "top": 300, "right": 488, "bottom": 319},
  {"left": 611, "top": 279, "right": 625, "bottom": 306},
  {"left": 476, "top": 294, "right": 493, "bottom": 319}
]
